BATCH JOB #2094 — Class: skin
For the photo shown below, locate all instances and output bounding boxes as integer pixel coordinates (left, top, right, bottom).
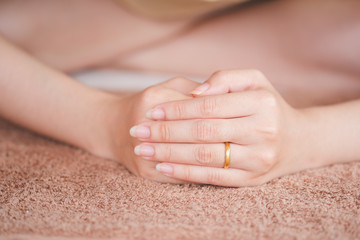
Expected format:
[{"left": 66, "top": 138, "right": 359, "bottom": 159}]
[
  {"left": 0, "top": 0, "right": 359, "bottom": 187},
  {"left": 131, "top": 69, "right": 360, "bottom": 187},
  {"left": 114, "top": 0, "right": 360, "bottom": 107},
  {"left": 0, "top": 36, "right": 198, "bottom": 184}
]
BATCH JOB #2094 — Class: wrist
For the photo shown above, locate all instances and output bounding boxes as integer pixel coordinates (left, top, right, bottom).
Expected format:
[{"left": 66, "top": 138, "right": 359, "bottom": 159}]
[
  {"left": 298, "top": 105, "right": 352, "bottom": 168},
  {"left": 296, "top": 107, "right": 326, "bottom": 168},
  {"left": 81, "top": 91, "right": 128, "bottom": 161}
]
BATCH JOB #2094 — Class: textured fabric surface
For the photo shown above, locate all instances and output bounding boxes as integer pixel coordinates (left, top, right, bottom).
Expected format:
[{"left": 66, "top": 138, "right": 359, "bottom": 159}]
[{"left": 0, "top": 119, "right": 359, "bottom": 240}]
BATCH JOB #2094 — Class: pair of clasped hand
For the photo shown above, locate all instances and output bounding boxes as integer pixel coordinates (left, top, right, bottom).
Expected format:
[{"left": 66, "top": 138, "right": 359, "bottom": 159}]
[{"left": 126, "top": 69, "right": 308, "bottom": 187}]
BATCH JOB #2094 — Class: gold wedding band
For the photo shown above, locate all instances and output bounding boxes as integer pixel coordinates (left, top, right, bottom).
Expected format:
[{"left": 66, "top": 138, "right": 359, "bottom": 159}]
[{"left": 224, "top": 142, "right": 230, "bottom": 169}]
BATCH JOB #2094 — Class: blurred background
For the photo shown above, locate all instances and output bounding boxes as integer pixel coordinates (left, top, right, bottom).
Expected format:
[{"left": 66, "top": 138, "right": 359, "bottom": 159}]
[{"left": 74, "top": 69, "right": 202, "bottom": 92}]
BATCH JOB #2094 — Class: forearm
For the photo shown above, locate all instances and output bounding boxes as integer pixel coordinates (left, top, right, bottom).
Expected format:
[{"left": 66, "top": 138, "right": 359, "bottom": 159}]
[
  {"left": 0, "top": 36, "right": 120, "bottom": 157},
  {"left": 304, "top": 99, "right": 360, "bottom": 167}
]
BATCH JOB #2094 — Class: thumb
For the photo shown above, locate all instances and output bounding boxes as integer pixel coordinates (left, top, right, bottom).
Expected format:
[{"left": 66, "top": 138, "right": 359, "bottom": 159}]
[
  {"left": 190, "top": 69, "right": 274, "bottom": 97},
  {"left": 159, "top": 77, "right": 201, "bottom": 94},
  {"left": 149, "top": 86, "right": 192, "bottom": 106}
]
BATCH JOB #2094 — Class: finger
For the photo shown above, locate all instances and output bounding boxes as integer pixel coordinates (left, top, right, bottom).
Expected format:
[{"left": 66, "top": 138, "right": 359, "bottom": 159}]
[
  {"left": 147, "top": 90, "right": 266, "bottom": 120},
  {"left": 138, "top": 160, "right": 188, "bottom": 184},
  {"left": 133, "top": 85, "right": 192, "bottom": 124},
  {"left": 155, "top": 163, "right": 263, "bottom": 187},
  {"left": 134, "top": 143, "right": 262, "bottom": 171},
  {"left": 140, "top": 85, "right": 192, "bottom": 104},
  {"left": 130, "top": 118, "right": 258, "bottom": 144},
  {"left": 190, "top": 69, "right": 275, "bottom": 96},
  {"left": 159, "top": 77, "right": 200, "bottom": 94}
]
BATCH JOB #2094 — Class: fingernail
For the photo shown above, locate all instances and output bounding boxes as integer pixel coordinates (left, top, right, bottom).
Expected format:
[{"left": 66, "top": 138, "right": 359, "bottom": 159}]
[
  {"left": 146, "top": 108, "right": 165, "bottom": 120},
  {"left": 134, "top": 145, "right": 154, "bottom": 157},
  {"left": 190, "top": 83, "right": 210, "bottom": 95},
  {"left": 156, "top": 163, "right": 173, "bottom": 176},
  {"left": 129, "top": 125, "right": 150, "bottom": 138}
]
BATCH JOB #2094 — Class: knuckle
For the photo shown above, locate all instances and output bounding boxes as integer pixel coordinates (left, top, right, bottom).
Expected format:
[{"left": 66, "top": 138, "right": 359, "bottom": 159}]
[
  {"left": 159, "top": 123, "right": 171, "bottom": 141},
  {"left": 244, "top": 69, "right": 266, "bottom": 90},
  {"left": 193, "top": 120, "right": 217, "bottom": 141},
  {"left": 163, "top": 144, "right": 173, "bottom": 162},
  {"left": 198, "top": 97, "right": 218, "bottom": 116},
  {"left": 167, "top": 77, "right": 187, "bottom": 85},
  {"left": 206, "top": 169, "right": 222, "bottom": 185},
  {"left": 248, "top": 69, "right": 266, "bottom": 80},
  {"left": 183, "top": 166, "right": 192, "bottom": 182},
  {"left": 140, "top": 86, "right": 160, "bottom": 102},
  {"left": 256, "top": 91, "right": 280, "bottom": 142},
  {"left": 258, "top": 125, "right": 279, "bottom": 142},
  {"left": 194, "top": 145, "right": 214, "bottom": 165},
  {"left": 258, "top": 90, "right": 277, "bottom": 107},
  {"left": 143, "top": 86, "right": 158, "bottom": 97},
  {"left": 211, "top": 70, "right": 229, "bottom": 80},
  {"left": 173, "top": 102, "right": 186, "bottom": 119},
  {"left": 258, "top": 149, "right": 277, "bottom": 172}
]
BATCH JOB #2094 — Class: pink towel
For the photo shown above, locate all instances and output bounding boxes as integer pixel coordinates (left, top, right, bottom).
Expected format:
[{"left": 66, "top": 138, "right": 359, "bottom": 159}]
[{"left": 0, "top": 119, "right": 359, "bottom": 240}]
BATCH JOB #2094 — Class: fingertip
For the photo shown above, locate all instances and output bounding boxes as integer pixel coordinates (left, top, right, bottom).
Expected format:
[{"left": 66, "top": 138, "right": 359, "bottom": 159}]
[
  {"left": 146, "top": 108, "right": 165, "bottom": 120},
  {"left": 156, "top": 163, "right": 174, "bottom": 176},
  {"left": 189, "top": 83, "right": 210, "bottom": 96},
  {"left": 145, "top": 109, "right": 152, "bottom": 119},
  {"left": 134, "top": 144, "right": 155, "bottom": 157},
  {"left": 129, "top": 126, "right": 137, "bottom": 137},
  {"left": 129, "top": 125, "right": 151, "bottom": 138},
  {"left": 134, "top": 145, "right": 141, "bottom": 155}
]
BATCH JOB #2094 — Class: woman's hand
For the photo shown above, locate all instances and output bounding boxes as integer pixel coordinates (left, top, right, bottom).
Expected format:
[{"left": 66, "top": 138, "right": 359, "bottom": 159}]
[
  {"left": 105, "top": 78, "right": 200, "bottom": 183},
  {"left": 130, "top": 69, "right": 314, "bottom": 187},
  {"left": 0, "top": 35, "right": 200, "bottom": 184}
]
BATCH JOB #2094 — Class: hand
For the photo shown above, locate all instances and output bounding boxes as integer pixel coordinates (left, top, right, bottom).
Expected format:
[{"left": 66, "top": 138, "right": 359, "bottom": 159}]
[
  {"left": 130, "top": 69, "right": 312, "bottom": 187},
  {"left": 104, "top": 78, "right": 200, "bottom": 183}
]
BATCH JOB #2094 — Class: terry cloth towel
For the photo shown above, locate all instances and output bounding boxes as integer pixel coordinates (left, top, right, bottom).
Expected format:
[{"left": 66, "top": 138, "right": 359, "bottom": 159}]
[{"left": 0, "top": 119, "right": 359, "bottom": 240}]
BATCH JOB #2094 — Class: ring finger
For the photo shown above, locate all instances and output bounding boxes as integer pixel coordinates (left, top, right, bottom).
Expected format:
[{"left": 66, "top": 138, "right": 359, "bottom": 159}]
[{"left": 134, "top": 143, "right": 261, "bottom": 171}]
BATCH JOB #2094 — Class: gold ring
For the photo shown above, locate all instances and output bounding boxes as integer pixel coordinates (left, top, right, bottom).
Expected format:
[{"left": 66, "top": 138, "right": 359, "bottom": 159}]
[{"left": 224, "top": 142, "right": 230, "bottom": 169}]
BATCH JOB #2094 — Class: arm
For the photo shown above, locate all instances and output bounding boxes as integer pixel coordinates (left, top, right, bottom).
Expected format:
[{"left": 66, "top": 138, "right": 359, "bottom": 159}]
[
  {"left": 0, "top": 35, "right": 118, "bottom": 158},
  {"left": 131, "top": 69, "right": 360, "bottom": 187},
  {"left": 0, "top": 35, "right": 202, "bottom": 183},
  {"left": 303, "top": 100, "right": 360, "bottom": 167}
]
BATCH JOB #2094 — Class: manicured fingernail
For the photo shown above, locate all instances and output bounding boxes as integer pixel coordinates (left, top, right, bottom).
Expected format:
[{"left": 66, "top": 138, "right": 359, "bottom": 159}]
[
  {"left": 146, "top": 108, "right": 165, "bottom": 120},
  {"left": 134, "top": 145, "right": 154, "bottom": 157},
  {"left": 156, "top": 164, "right": 173, "bottom": 176},
  {"left": 129, "top": 125, "right": 150, "bottom": 138},
  {"left": 190, "top": 83, "right": 210, "bottom": 95}
]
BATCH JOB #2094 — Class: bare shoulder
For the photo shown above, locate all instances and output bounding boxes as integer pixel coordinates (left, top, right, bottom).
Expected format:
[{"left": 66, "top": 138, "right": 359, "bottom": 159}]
[
  {"left": 115, "top": 0, "right": 360, "bottom": 106},
  {"left": 277, "top": 0, "right": 360, "bottom": 76},
  {"left": 0, "top": 0, "right": 190, "bottom": 72}
]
